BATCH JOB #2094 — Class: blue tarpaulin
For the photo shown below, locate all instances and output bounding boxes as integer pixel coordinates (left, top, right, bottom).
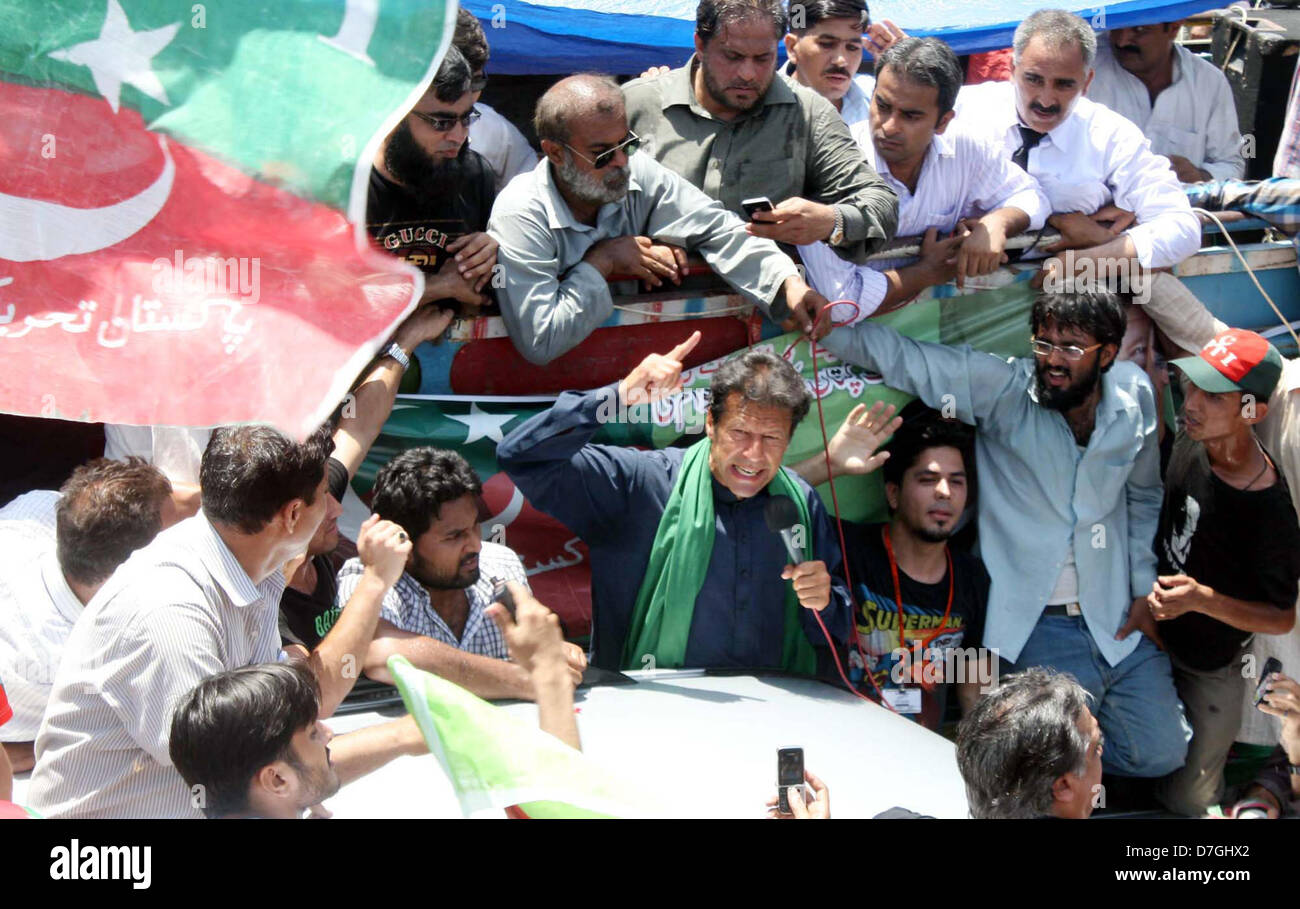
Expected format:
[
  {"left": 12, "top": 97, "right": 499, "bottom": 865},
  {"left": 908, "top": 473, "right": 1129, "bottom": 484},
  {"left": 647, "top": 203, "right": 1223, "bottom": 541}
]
[{"left": 465, "top": 0, "right": 1222, "bottom": 74}]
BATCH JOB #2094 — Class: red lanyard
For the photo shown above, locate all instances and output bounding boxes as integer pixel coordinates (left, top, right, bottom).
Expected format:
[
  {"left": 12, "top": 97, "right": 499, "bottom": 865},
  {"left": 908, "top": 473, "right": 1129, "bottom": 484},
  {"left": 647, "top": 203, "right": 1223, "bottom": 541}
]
[{"left": 881, "top": 525, "right": 954, "bottom": 655}]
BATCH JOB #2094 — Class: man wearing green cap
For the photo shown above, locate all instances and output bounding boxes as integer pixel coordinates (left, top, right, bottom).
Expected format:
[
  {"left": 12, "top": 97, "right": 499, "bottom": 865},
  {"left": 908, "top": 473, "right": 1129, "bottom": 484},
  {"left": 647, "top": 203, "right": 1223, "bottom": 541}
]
[{"left": 1149, "top": 329, "right": 1300, "bottom": 816}]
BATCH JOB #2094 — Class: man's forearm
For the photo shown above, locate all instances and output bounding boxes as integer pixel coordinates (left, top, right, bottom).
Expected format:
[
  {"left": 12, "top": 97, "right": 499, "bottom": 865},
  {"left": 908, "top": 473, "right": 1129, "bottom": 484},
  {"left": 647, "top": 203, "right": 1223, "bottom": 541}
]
[
  {"left": 791, "top": 451, "right": 832, "bottom": 487},
  {"left": 501, "top": 263, "right": 614, "bottom": 365},
  {"left": 532, "top": 660, "right": 581, "bottom": 751},
  {"left": 312, "top": 570, "right": 390, "bottom": 717},
  {"left": 333, "top": 358, "right": 407, "bottom": 477},
  {"left": 366, "top": 635, "right": 535, "bottom": 700},
  {"left": 1201, "top": 593, "right": 1296, "bottom": 636},
  {"left": 1074, "top": 233, "right": 1140, "bottom": 266},
  {"left": 981, "top": 207, "right": 1029, "bottom": 240},
  {"left": 329, "top": 715, "right": 427, "bottom": 787},
  {"left": 876, "top": 261, "right": 949, "bottom": 314}
]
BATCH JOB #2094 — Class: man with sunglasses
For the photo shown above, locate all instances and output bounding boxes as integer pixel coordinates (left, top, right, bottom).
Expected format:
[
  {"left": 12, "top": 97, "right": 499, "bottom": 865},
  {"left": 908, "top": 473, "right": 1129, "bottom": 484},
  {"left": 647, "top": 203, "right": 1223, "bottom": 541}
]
[
  {"left": 488, "top": 74, "right": 833, "bottom": 365},
  {"left": 368, "top": 45, "right": 498, "bottom": 312},
  {"left": 820, "top": 287, "right": 1191, "bottom": 781}
]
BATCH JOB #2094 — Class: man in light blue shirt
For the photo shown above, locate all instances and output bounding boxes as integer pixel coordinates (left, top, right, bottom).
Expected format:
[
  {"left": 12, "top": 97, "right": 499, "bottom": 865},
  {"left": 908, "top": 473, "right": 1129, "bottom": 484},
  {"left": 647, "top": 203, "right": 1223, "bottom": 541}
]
[{"left": 823, "top": 288, "right": 1190, "bottom": 777}]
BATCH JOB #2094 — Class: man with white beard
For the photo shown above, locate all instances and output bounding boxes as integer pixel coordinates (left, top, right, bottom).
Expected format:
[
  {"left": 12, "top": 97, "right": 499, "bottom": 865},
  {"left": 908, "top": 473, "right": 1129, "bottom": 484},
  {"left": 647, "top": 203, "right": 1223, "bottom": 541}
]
[{"left": 486, "top": 74, "right": 833, "bottom": 365}]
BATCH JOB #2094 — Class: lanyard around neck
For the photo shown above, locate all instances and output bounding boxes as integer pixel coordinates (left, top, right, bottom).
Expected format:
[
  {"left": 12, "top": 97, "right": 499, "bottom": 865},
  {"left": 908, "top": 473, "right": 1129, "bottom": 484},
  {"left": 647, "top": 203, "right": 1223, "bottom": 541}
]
[{"left": 882, "top": 524, "right": 954, "bottom": 653}]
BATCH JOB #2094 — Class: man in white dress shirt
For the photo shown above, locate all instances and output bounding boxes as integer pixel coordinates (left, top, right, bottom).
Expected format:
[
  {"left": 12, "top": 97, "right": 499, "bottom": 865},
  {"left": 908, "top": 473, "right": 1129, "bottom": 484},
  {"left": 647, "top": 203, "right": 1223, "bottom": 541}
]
[
  {"left": 782, "top": 0, "right": 875, "bottom": 132},
  {"left": 0, "top": 459, "right": 171, "bottom": 773},
  {"left": 1088, "top": 22, "right": 1244, "bottom": 184},
  {"left": 953, "top": 10, "right": 1218, "bottom": 360},
  {"left": 953, "top": 9, "right": 1201, "bottom": 275},
  {"left": 799, "top": 37, "right": 1050, "bottom": 318}
]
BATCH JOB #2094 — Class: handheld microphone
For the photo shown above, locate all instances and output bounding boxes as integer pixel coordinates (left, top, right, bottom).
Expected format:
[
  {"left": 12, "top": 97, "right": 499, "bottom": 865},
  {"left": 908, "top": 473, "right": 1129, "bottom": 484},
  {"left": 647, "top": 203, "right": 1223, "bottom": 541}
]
[{"left": 763, "top": 496, "right": 805, "bottom": 566}]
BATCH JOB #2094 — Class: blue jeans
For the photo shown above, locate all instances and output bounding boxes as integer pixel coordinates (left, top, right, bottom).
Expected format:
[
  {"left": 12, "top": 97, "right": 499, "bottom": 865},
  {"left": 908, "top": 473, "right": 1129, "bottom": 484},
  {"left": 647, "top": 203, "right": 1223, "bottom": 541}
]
[{"left": 1004, "top": 614, "right": 1191, "bottom": 778}]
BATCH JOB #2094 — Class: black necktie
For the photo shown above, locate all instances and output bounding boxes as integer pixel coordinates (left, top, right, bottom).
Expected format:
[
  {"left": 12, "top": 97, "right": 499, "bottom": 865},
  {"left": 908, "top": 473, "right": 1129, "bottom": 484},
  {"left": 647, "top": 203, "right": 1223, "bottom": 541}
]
[{"left": 1012, "top": 125, "right": 1046, "bottom": 172}]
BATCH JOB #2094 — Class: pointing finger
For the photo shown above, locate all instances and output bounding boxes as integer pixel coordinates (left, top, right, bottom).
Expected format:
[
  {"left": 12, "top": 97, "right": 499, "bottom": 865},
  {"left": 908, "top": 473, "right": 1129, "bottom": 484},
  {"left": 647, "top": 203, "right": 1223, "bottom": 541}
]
[{"left": 667, "top": 330, "right": 702, "bottom": 362}]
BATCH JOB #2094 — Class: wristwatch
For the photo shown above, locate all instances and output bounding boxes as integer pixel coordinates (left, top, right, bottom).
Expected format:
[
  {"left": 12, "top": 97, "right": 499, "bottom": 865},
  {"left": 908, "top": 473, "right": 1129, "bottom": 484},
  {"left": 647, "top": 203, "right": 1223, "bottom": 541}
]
[
  {"left": 828, "top": 207, "right": 846, "bottom": 247},
  {"left": 383, "top": 342, "right": 411, "bottom": 372}
]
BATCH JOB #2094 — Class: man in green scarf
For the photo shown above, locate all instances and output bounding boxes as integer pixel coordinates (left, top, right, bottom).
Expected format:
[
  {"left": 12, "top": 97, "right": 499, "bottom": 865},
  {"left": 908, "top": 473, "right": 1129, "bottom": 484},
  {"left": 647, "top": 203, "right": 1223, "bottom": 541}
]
[{"left": 498, "top": 332, "right": 852, "bottom": 672}]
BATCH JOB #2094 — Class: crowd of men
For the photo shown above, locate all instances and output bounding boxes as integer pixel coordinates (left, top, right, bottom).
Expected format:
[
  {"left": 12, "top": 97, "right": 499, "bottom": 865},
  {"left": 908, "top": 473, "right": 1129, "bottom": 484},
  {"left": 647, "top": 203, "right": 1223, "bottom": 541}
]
[{"left": 2, "top": 1, "right": 1300, "bottom": 820}]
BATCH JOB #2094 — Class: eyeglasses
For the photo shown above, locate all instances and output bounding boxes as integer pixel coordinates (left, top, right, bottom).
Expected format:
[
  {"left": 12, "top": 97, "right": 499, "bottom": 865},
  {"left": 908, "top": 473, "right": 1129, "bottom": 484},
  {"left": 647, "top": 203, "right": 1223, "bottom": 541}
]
[
  {"left": 1030, "top": 337, "right": 1104, "bottom": 361},
  {"left": 411, "top": 108, "right": 482, "bottom": 132},
  {"left": 470, "top": 72, "right": 488, "bottom": 93},
  {"left": 562, "top": 131, "right": 641, "bottom": 169}
]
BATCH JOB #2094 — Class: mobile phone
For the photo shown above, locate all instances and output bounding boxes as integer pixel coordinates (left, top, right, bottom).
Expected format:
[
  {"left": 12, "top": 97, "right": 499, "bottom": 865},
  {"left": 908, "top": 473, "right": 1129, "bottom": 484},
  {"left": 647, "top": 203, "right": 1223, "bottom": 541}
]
[
  {"left": 777, "top": 747, "right": 804, "bottom": 815},
  {"left": 1254, "top": 657, "right": 1283, "bottom": 708},
  {"left": 491, "top": 577, "right": 517, "bottom": 620},
  {"left": 742, "top": 196, "right": 774, "bottom": 220}
]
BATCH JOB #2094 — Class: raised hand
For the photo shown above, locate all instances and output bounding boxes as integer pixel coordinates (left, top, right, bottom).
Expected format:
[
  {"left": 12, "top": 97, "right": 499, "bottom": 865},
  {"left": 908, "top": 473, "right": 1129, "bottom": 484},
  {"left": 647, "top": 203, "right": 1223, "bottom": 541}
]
[
  {"left": 827, "top": 401, "right": 902, "bottom": 476},
  {"left": 357, "top": 515, "right": 413, "bottom": 588},
  {"left": 617, "top": 330, "right": 702, "bottom": 407}
]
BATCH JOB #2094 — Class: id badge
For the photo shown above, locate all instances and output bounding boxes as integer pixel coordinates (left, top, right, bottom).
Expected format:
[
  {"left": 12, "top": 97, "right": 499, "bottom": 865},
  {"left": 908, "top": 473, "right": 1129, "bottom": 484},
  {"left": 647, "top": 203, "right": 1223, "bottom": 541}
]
[{"left": 882, "top": 686, "right": 922, "bottom": 714}]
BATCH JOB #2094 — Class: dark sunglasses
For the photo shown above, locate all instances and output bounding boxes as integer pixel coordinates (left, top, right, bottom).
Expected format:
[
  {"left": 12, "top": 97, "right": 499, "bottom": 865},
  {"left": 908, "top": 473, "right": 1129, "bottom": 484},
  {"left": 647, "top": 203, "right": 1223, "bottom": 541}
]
[
  {"left": 411, "top": 108, "right": 482, "bottom": 132},
  {"left": 562, "top": 131, "right": 641, "bottom": 169}
]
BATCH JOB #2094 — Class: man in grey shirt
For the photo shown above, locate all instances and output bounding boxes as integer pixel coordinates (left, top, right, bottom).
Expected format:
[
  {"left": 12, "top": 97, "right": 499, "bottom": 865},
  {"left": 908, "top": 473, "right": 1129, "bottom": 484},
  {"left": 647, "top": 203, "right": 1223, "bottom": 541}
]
[
  {"left": 488, "top": 74, "right": 833, "bottom": 365},
  {"left": 621, "top": 0, "right": 897, "bottom": 263}
]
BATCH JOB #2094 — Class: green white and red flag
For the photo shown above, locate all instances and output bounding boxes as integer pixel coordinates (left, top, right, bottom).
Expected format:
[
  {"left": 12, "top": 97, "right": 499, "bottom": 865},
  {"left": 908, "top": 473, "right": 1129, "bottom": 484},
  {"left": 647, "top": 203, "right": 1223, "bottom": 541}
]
[{"left": 0, "top": 0, "right": 450, "bottom": 436}]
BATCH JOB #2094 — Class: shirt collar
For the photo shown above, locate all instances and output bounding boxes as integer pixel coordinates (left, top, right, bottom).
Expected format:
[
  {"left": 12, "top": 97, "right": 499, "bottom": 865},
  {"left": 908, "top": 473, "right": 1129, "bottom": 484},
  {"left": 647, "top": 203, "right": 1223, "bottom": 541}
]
[
  {"left": 534, "top": 155, "right": 643, "bottom": 232},
  {"left": 191, "top": 512, "right": 271, "bottom": 608},
  {"left": 41, "top": 550, "right": 84, "bottom": 625}
]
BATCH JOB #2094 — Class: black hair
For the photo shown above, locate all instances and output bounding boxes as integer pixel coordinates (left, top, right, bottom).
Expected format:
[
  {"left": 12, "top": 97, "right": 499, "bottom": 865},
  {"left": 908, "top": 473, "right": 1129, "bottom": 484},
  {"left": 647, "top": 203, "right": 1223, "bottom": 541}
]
[
  {"left": 1031, "top": 289, "right": 1127, "bottom": 372},
  {"left": 169, "top": 662, "right": 321, "bottom": 819},
  {"left": 56, "top": 457, "right": 172, "bottom": 586},
  {"left": 697, "top": 0, "right": 788, "bottom": 44},
  {"left": 199, "top": 424, "right": 333, "bottom": 534},
  {"left": 875, "top": 37, "right": 964, "bottom": 116},
  {"left": 431, "top": 44, "right": 472, "bottom": 104},
  {"left": 788, "top": 0, "right": 868, "bottom": 33},
  {"left": 880, "top": 403, "right": 974, "bottom": 494},
  {"left": 708, "top": 349, "right": 811, "bottom": 435},
  {"left": 370, "top": 447, "right": 483, "bottom": 542},
  {"left": 453, "top": 8, "right": 490, "bottom": 73}
]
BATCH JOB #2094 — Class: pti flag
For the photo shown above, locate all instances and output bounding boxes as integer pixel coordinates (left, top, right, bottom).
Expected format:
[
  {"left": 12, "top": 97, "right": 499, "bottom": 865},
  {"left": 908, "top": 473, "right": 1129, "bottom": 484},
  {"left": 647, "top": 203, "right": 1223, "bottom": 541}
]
[
  {"left": 388, "top": 656, "right": 659, "bottom": 818},
  {"left": 0, "top": 0, "right": 451, "bottom": 436}
]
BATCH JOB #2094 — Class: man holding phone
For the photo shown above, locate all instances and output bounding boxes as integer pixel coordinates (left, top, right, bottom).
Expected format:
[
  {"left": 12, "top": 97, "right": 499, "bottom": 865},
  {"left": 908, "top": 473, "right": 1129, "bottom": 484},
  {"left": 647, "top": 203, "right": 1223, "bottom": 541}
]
[
  {"left": 1228, "top": 670, "right": 1300, "bottom": 818},
  {"left": 1148, "top": 330, "right": 1300, "bottom": 816}
]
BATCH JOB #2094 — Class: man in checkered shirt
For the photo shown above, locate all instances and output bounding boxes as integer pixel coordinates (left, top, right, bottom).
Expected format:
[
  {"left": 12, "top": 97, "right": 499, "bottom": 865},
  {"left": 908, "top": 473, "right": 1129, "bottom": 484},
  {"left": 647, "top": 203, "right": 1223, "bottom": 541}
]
[{"left": 339, "top": 448, "right": 586, "bottom": 699}]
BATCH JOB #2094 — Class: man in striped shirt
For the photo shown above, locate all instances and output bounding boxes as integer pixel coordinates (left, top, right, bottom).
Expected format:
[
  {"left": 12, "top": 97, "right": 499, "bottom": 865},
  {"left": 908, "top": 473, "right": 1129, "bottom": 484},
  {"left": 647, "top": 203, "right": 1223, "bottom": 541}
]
[{"left": 27, "top": 426, "right": 412, "bottom": 818}]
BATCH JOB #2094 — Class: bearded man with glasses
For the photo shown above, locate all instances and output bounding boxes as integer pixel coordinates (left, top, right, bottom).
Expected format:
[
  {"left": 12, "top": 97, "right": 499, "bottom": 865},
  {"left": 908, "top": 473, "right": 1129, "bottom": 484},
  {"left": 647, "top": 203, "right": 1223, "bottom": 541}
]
[
  {"left": 820, "top": 286, "right": 1192, "bottom": 784},
  {"left": 487, "top": 74, "right": 833, "bottom": 365},
  {"left": 367, "top": 45, "right": 499, "bottom": 314}
]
